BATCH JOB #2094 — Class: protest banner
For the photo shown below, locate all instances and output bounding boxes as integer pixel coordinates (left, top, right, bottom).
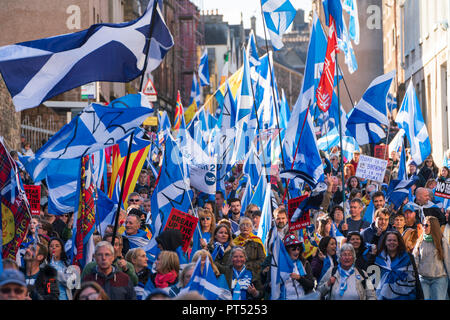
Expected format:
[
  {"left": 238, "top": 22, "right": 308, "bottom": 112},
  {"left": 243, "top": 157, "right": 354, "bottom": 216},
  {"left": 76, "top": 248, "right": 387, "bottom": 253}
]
[
  {"left": 287, "top": 195, "right": 311, "bottom": 232},
  {"left": 355, "top": 154, "right": 388, "bottom": 183},
  {"left": 189, "top": 163, "right": 216, "bottom": 195},
  {"left": 434, "top": 179, "right": 450, "bottom": 199},
  {"left": 24, "top": 185, "right": 41, "bottom": 215},
  {"left": 163, "top": 208, "right": 199, "bottom": 252},
  {"left": 374, "top": 144, "right": 389, "bottom": 160}
]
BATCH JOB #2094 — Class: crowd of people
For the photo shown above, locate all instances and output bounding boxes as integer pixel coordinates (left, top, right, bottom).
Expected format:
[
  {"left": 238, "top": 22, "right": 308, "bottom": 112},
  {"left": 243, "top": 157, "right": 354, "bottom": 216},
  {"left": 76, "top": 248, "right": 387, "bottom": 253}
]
[{"left": 1, "top": 137, "right": 450, "bottom": 301}]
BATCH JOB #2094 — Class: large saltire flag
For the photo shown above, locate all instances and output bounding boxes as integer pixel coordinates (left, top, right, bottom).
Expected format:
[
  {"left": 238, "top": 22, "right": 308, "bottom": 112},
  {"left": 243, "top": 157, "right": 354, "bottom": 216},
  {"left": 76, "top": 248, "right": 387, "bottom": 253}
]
[
  {"left": 35, "top": 93, "right": 153, "bottom": 159},
  {"left": 261, "top": 0, "right": 297, "bottom": 51},
  {"left": 108, "top": 131, "right": 151, "bottom": 210},
  {"left": 0, "top": 139, "right": 32, "bottom": 260},
  {"left": 70, "top": 155, "right": 96, "bottom": 268},
  {"left": 198, "top": 48, "right": 210, "bottom": 86},
  {"left": 395, "top": 82, "right": 431, "bottom": 166},
  {"left": 0, "top": 0, "right": 173, "bottom": 111},
  {"left": 173, "top": 90, "right": 183, "bottom": 131}
]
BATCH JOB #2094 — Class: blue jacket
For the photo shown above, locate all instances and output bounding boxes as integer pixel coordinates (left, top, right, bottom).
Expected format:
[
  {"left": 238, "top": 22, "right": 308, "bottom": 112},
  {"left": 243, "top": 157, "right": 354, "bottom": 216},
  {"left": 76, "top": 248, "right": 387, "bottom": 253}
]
[{"left": 361, "top": 222, "right": 394, "bottom": 247}]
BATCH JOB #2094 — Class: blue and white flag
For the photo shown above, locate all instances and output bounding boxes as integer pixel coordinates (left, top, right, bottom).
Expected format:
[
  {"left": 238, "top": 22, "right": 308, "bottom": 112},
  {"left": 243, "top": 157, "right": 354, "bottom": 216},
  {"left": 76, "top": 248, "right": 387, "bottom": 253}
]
[
  {"left": 387, "top": 93, "right": 397, "bottom": 113},
  {"left": 250, "top": 176, "right": 272, "bottom": 247},
  {"left": 198, "top": 48, "right": 210, "bottom": 86},
  {"left": 189, "top": 73, "right": 201, "bottom": 107},
  {"left": 96, "top": 189, "right": 117, "bottom": 237},
  {"left": 261, "top": 0, "right": 297, "bottom": 51},
  {"left": 386, "top": 177, "right": 420, "bottom": 210},
  {"left": 0, "top": 0, "right": 173, "bottom": 111},
  {"left": 342, "top": 0, "right": 360, "bottom": 44},
  {"left": 46, "top": 158, "right": 81, "bottom": 215},
  {"left": 247, "top": 30, "right": 261, "bottom": 68},
  {"left": 362, "top": 199, "right": 375, "bottom": 223},
  {"left": 270, "top": 227, "right": 294, "bottom": 300},
  {"left": 183, "top": 256, "right": 232, "bottom": 300},
  {"left": 338, "top": 17, "right": 358, "bottom": 74},
  {"left": 347, "top": 71, "right": 395, "bottom": 139},
  {"left": 17, "top": 154, "right": 51, "bottom": 183},
  {"left": 35, "top": 93, "right": 152, "bottom": 159},
  {"left": 397, "top": 140, "right": 407, "bottom": 181},
  {"left": 346, "top": 108, "right": 386, "bottom": 146},
  {"left": 395, "top": 82, "right": 431, "bottom": 166},
  {"left": 388, "top": 128, "right": 405, "bottom": 155},
  {"left": 322, "top": 0, "right": 344, "bottom": 39}
]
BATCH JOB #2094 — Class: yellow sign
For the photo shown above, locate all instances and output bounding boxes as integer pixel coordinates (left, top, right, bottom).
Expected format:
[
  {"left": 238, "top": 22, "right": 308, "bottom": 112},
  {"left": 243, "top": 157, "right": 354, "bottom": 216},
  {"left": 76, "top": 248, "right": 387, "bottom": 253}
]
[{"left": 143, "top": 116, "right": 158, "bottom": 126}]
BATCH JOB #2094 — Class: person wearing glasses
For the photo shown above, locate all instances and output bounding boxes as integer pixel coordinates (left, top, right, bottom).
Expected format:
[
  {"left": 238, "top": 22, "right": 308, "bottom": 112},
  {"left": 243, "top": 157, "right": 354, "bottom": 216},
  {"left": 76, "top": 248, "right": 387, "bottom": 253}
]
[
  {"left": 198, "top": 208, "right": 216, "bottom": 250},
  {"left": 0, "top": 269, "right": 30, "bottom": 300},
  {"left": 232, "top": 218, "right": 266, "bottom": 277},
  {"left": 329, "top": 155, "right": 341, "bottom": 176},
  {"left": 82, "top": 241, "right": 136, "bottom": 300},
  {"left": 318, "top": 243, "right": 376, "bottom": 300},
  {"left": 127, "top": 192, "right": 143, "bottom": 209},
  {"left": 412, "top": 216, "right": 450, "bottom": 300},
  {"left": 281, "top": 233, "right": 315, "bottom": 300}
]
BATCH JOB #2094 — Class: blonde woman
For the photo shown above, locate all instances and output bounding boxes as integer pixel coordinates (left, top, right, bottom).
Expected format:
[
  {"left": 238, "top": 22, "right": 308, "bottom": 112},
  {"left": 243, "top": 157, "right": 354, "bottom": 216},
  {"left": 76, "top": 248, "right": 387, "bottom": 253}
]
[
  {"left": 191, "top": 249, "right": 221, "bottom": 278},
  {"left": 198, "top": 208, "right": 216, "bottom": 250},
  {"left": 125, "top": 248, "right": 150, "bottom": 300},
  {"left": 413, "top": 216, "right": 450, "bottom": 300},
  {"left": 149, "top": 250, "right": 180, "bottom": 290}
]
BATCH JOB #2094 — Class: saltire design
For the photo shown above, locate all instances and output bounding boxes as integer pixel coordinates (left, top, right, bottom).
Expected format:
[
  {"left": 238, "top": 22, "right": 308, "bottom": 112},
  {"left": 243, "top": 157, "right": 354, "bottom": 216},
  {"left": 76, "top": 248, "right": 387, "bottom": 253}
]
[
  {"left": 198, "top": 48, "right": 210, "bottom": 86},
  {"left": 261, "top": 0, "right": 297, "bottom": 51},
  {"left": 0, "top": 0, "right": 173, "bottom": 111}
]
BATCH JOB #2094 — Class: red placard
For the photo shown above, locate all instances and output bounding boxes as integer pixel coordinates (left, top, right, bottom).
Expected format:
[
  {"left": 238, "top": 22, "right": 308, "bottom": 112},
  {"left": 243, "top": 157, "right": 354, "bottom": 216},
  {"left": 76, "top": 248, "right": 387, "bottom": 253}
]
[
  {"left": 24, "top": 185, "right": 41, "bottom": 215},
  {"left": 287, "top": 195, "right": 311, "bottom": 232},
  {"left": 163, "top": 208, "right": 199, "bottom": 252},
  {"left": 374, "top": 144, "right": 389, "bottom": 160}
]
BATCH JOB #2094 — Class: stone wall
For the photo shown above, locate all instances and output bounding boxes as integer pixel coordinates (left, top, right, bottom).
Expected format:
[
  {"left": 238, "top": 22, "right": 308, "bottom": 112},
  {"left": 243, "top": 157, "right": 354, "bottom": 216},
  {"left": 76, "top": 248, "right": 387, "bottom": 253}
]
[{"left": 0, "top": 76, "right": 21, "bottom": 152}]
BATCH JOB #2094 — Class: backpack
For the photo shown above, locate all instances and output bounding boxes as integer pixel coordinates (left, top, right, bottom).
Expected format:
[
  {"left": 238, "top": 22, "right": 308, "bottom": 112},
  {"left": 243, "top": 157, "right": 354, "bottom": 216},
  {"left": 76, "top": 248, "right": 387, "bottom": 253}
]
[{"left": 321, "top": 265, "right": 368, "bottom": 300}]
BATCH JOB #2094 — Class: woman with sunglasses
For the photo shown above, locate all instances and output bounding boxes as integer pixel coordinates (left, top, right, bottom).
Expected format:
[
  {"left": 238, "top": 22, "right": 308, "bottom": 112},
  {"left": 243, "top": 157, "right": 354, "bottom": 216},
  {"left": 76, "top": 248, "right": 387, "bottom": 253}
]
[
  {"left": 207, "top": 223, "right": 235, "bottom": 272},
  {"left": 280, "top": 233, "right": 315, "bottom": 300},
  {"left": 412, "top": 216, "right": 450, "bottom": 300},
  {"left": 373, "top": 231, "right": 423, "bottom": 300},
  {"left": 198, "top": 208, "right": 216, "bottom": 250}
]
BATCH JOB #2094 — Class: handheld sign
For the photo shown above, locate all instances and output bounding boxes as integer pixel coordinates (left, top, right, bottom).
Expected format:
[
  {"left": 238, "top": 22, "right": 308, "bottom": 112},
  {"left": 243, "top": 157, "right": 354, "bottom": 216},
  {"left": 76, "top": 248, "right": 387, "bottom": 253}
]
[
  {"left": 287, "top": 195, "right": 311, "bottom": 232},
  {"left": 163, "top": 208, "right": 199, "bottom": 252},
  {"left": 374, "top": 144, "right": 389, "bottom": 160},
  {"left": 24, "top": 185, "right": 41, "bottom": 215},
  {"left": 435, "top": 179, "right": 450, "bottom": 199},
  {"left": 355, "top": 154, "right": 388, "bottom": 183}
]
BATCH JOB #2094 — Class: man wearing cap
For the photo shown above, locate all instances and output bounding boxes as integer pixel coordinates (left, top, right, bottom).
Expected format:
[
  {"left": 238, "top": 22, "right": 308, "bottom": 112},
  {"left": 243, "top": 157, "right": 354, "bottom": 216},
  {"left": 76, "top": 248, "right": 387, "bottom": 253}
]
[
  {"left": 402, "top": 203, "right": 423, "bottom": 252},
  {"left": 0, "top": 269, "right": 29, "bottom": 300},
  {"left": 406, "top": 160, "right": 425, "bottom": 188}
]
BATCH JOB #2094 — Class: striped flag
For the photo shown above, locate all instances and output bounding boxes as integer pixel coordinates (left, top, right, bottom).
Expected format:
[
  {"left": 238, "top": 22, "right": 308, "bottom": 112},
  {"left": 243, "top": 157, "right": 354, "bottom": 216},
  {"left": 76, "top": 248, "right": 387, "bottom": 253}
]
[{"left": 173, "top": 90, "right": 183, "bottom": 131}]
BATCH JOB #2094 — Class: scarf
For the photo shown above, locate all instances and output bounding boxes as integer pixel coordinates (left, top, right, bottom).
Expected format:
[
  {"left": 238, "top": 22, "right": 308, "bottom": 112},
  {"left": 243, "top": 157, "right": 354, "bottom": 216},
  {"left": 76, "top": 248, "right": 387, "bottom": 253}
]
[
  {"left": 338, "top": 264, "right": 355, "bottom": 297},
  {"left": 423, "top": 234, "right": 433, "bottom": 242},
  {"left": 231, "top": 266, "right": 250, "bottom": 300},
  {"left": 154, "top": 270, "right": 177, "bottom": 288},
  {"left": 212, "top": 242, "right": 229, "bottom": 260},
  {"left": 294, "top": 259, "right": 306, "bottom": 276},
  {"left": 123, "top": 229, "right": 151, "bottom": 248},
  {"left": 233, "top": 233, "right": 266, "bottom": 254},
  {"left": 319, "top": 255, "right": 334, "bottom": 282}
]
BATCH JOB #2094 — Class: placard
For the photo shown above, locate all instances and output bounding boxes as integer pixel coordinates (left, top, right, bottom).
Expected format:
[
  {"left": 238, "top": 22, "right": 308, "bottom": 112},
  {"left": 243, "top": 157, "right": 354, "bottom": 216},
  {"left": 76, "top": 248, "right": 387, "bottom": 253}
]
[
  {"left": 435, "top": 179, "right": 450, "bottom": 199},
  {"left": 163, "top": 208, "right": 199, "bottom": 252},
  {"left": 287, "top": 195, "right": 311, "bottom": 232},
  {"left": 355, "top": 154, "right": 388, "bottom": 183},
  {"left": 374, "top": 144, "right": 389, "bottom": 160},
  {"left": 189, "top": 163, "right": 216, "bottom": 195},
  {"left": 24, "top": 185, "right": 41, "bottom": 215}
]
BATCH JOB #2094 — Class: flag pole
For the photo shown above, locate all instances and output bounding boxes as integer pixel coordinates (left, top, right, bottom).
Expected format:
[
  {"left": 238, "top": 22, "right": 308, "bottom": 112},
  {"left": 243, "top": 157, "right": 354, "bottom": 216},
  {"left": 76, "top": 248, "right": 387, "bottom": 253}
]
[
  {"left": 111, "top": 0, "right": 159, "bottom": 247},
  {"left": 336, "top": 53, "right": 347, "bottom": 222}
]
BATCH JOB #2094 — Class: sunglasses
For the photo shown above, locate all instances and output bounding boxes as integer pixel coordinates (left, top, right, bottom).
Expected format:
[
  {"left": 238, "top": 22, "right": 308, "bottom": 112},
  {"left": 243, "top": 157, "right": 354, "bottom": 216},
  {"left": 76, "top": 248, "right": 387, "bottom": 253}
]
[
  {"left": 249, "top": 210, "right": 260, "bottom": 215},
  {"left": 129, "top": 199, "right": 140, "bottom": 203},
  {"left": 200, "top": 217, "right": 211, "bottom": 221},
  {"left": 0, "top": 287, "right": 25, "bottom": 295}
]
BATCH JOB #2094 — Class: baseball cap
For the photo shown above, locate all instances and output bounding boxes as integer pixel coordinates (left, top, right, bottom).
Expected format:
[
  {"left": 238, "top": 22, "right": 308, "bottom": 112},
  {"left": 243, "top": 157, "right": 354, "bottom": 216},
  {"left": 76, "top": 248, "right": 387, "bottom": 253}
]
[
  {"left": 403, "top": 203, "right": 416, "bottom": 213},
  {"left": 0, "top": 269, "right": 27, "bottom": 287}
]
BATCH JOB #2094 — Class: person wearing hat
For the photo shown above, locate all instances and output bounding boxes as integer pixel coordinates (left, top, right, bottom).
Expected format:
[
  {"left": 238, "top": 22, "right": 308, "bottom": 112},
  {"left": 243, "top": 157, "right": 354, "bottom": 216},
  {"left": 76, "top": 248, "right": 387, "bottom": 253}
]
[
  {"left": 402, "top": 203, "right": 423, "bottom": 253},
  {"left": 279, "top": 233, "right": 315, "bottom": 300},
  {"left": 406, "top": 159, "right": 426, "bottom": 188},
  {"left": 0, "top": 269, "right": 30, "bottom": 300}
]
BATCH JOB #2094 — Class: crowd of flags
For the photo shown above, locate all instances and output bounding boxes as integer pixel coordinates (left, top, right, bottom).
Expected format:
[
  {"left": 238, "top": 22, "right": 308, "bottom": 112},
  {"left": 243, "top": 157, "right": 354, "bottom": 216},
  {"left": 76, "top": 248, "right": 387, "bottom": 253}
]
[{"left": 0, "top": 0, "right": 438, "bottom": 300}]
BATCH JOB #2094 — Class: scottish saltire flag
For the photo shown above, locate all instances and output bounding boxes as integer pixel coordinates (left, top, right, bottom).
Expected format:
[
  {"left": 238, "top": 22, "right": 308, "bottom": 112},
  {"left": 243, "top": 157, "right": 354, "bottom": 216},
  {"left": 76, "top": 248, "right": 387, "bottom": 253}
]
[
  {"left": 270, "top": 227, "right": 294, "bottom": 300},
  {"left": 388, "top": 128, "right": 405, "bottom": 155},
  {"left": 397, "top": 141, "right": 407, "bottom": 180},
  {"left": 338, "top": 17, "right": 358, "bottom": 74},
  {"left": 150, "top": 133, "right": 193, "bottom": 239},
  {"left": 323, "top": 0, "right": 344, "bottom": 39},
  {"left": 387, "top": 93, "right": 397, "bottom": 113},
  {"left": 96, "top": 189, "right": 117, "bottom": 237},
  {"left": 0, "top": 138, "right": 32, "bottom": 260},
  {"left": 91, "top": 149, "right": 107, "bottom": 191},
  {"left": 362, "top": 199, "right": 375, "bottom": 223},
  {"left": 342, "top": 0, "right": 360, "bottom": 44},
  {"left": 236, "top": 49, "right": 253, "bottom": 123},
  {"left": 183, "top": 256, "right": 232, "bottom": 300},
  {"left": 18, "top": 154, "right": 51, "bottom": 183},
  {"left": 0, "top": 0, "right": 173, "bottom": 111},
  {"left": 35, "top": 93, "right": 152, "bottom": 159},
  {"left": 279, "top": 89, "right": 290, "bottom": 137},
  {"left": 261, "top": 0, "right": 297, "bottom": 51},
  {"left": 70, "top": 155, "right": 96, "bottom": 268},
  {"left": 346, "top": 108, "right": 386, "bottom": 146},
  {"left": 317, "top": 127, "right": 340, "bottom": 151},
  {"left": 386, "top": 176, "right": 420, "bottom": 210},
  {"left": 347, "top": 71, "right": 395, "bottom": 129},
  {"left": 198, "top": 48, "right": 210, "bottom": 86},
  {"left": 395, "top": 82, "right": 431, "bottom": 166},
  {"left": 46, "top": 158, "right": 81, "bottom": 215},
  {"left": 341, "top": 135, "right": 360, "bottom": 162},
  {"left": 247, "top": 30, "right": 260, "bottom": 69},
  {"left": 189, "top": 73, "right": 201, "bottom": 107},
  {"left": 250, "top": 175, "right": 272, "bottom": 248}
]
